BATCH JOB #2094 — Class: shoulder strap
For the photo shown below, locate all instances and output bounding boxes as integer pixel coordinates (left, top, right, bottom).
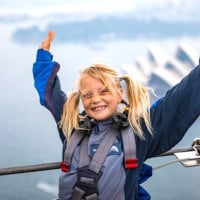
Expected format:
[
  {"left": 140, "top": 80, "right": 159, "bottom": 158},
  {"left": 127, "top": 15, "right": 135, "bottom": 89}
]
[
  {"left": 79, "top": 135, "right": 90, "bottom": 168},
  {"left": 61, "top": 131, "right": 85, "bottom": 172},
  {"left": 121, "top": 126, "right": 138, "bottom": 169}
]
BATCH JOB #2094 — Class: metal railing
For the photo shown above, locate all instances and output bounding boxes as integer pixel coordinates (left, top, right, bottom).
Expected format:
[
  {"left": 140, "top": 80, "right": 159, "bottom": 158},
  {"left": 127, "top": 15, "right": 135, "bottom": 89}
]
[{"left": 0, "top": 138, "right": 200, "bottom": 176}]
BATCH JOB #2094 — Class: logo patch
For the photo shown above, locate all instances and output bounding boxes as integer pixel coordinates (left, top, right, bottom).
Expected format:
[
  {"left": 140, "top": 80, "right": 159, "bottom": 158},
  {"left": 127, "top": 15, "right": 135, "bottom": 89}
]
[{"left": 89, "top": 142, "right": 122, "bottom": 157}]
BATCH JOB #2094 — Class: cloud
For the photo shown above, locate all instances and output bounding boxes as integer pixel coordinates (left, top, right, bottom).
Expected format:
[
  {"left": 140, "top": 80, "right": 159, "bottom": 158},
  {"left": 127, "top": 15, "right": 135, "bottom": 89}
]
[
  {"left": 134, "top": 0, "right": 200, "bottom": 22},
  {"left": 0, "top": 0, "right": 200, "bottom": 22},
  {"left": 0, "top": 0, "right": 134, "bottom": 16}
]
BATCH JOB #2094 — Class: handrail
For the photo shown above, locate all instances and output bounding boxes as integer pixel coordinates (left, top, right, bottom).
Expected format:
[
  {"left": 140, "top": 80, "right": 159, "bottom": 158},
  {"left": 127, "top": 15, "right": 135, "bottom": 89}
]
[
  {"left": 0, "top": 162, "right": 61, "bottom": 176},
  {"left": 0, "top": 146, "right": 196, "bottom": 176},
  {"left": 158, "top": 146, "right": 194, "bottom": 156}
]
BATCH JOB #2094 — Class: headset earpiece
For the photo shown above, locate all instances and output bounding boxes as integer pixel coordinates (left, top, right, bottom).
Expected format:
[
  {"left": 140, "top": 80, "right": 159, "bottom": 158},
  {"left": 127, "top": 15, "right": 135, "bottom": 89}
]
[
  {"left": 113, "top": 110, "right": 129, "bottom": 129},
  {"left": 113, "top": 101, "right": 130, "bottom": 129},
  {"left": 79, "top": 117, "right": 95, "bottom": 134}
]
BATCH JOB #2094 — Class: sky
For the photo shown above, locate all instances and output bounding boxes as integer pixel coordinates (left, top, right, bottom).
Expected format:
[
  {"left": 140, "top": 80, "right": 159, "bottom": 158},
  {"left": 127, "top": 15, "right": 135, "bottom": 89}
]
[
  {"left": 1, "top": 0, "right": 200, "bottom": 22},
  {"left": 1, "top": 0, "right": 137, "bottom": 13}
]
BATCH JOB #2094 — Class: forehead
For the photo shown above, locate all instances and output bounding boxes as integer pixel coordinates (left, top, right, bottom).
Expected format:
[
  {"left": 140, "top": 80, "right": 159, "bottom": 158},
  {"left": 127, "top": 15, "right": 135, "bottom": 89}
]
[{"left": 80, "top": 76, "right": 104, "bottom": 91}]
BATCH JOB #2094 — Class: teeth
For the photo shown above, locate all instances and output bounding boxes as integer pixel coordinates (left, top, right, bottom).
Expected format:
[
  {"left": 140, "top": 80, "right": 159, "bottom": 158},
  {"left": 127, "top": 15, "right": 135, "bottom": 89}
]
[{"left": 93, "top": 106, "right": 105, "bottom": 111}]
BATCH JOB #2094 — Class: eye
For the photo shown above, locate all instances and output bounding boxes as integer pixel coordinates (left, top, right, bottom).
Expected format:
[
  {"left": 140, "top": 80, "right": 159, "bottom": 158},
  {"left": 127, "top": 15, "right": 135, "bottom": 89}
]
[
  {"left": 100, "top": 88, "right": 109, "bottom": 95},
  {"left": 82, "top": 92, "right": 93, "bottom": 99}
]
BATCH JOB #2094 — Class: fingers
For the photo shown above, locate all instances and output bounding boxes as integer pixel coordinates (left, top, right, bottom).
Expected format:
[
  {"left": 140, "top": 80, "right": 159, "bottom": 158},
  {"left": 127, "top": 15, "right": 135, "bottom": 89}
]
[
  {"left": 39, "top": 30, "right": 55, "bottom": 51},
  {"left": 47, "top": 30, "right": 55, "bottom": 42}
]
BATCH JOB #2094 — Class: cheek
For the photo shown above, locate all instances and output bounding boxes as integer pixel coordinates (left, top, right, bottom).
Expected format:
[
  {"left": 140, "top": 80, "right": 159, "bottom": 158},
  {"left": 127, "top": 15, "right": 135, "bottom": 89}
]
[
  {"left": 81, "top": 98, "right": 89, "bottom": 109},
  {"left": 116, "top": 89, "right": 123, "bottom": 102},
  {"left": 116, "top": 95, "right": 122, "bottom": 103}
]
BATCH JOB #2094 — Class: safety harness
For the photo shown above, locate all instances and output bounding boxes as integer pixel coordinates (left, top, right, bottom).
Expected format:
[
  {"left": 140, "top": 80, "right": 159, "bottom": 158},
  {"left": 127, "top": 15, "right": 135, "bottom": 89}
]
[{"left": 60, "top": 115, "right": 138, "bottom": 200}]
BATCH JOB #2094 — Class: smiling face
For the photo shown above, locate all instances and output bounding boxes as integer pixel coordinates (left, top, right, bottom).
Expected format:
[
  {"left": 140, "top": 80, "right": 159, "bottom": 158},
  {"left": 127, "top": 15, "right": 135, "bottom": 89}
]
[{"left": 80, "top": 76, "right": 122, "bottom": 121}]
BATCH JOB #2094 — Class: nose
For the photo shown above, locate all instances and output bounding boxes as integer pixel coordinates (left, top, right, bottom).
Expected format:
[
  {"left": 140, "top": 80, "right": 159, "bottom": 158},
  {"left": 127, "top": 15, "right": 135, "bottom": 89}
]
[{"left": 92, "top": 94, "right": 101, "bottom": 104}]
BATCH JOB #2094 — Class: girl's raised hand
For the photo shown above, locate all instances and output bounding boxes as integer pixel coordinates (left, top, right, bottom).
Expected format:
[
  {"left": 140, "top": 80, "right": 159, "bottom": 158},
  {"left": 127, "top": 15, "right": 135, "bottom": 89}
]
[{"left": 39, "top": 31, "right": 55, "bottom": 51}]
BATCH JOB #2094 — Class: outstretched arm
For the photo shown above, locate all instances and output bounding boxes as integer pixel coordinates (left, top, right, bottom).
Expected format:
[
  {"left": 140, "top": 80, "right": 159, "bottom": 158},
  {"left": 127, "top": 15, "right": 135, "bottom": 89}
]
[
  {"left": 146, "top": 64, "right": 200, "bottom": 158},
  {"left": 33, "top": 31, "right": 66, "bottom": 142}
]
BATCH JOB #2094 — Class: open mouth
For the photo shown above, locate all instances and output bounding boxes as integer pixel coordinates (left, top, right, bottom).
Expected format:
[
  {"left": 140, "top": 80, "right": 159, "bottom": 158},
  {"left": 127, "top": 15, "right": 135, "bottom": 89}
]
[{"left": 92, "top": 105, "right": 106, "bottom": 112}]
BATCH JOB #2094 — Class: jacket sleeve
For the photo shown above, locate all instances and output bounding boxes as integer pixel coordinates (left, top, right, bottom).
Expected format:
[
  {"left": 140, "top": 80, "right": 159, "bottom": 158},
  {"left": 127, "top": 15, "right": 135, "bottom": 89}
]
[
  {"left": 146, "top": 63, "right": 200, "bottom": 158},
  {"left": 32, "top": 49, "right": 66, "bottom": 142}
]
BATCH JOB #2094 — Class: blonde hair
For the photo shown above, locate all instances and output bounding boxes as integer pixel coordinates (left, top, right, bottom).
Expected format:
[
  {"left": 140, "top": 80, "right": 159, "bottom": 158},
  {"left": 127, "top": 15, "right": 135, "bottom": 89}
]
[{"left": 59, "top": 64, "right": 152, "bottom": 140}]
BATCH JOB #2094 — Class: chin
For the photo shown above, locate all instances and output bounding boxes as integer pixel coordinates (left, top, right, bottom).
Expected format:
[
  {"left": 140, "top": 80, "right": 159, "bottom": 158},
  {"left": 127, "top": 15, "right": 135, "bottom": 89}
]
[{"left": 94, "top": 115, "right": 111, "bottom": 121}]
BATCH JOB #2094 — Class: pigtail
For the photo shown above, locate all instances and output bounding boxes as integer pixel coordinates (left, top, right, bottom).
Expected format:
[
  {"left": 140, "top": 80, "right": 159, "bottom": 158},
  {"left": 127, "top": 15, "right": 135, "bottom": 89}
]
[
  {"left": 121, "top": 74, "right": 152, "bottom": 139},
  {"left": 59, "top": 91, "right": 81, "bottom": 140}
]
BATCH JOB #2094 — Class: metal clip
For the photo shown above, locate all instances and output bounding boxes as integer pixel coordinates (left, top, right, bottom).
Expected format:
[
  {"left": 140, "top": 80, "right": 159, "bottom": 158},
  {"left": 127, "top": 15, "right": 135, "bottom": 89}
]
[{"left": 192, "top": 138, "right": 200, "bottom": 155}]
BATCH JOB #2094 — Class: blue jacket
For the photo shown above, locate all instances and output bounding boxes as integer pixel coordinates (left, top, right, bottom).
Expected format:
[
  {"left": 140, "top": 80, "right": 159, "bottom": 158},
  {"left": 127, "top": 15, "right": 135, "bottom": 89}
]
[{"left": 33, "top": 49, "right": 200, "bottom": 199}]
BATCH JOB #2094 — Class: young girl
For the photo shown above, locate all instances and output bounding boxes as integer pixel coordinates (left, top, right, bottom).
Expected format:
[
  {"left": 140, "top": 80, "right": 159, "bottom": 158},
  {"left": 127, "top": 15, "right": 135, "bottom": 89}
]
[{"left": 33, "top": 31, "right": 200, "bottom": 200}]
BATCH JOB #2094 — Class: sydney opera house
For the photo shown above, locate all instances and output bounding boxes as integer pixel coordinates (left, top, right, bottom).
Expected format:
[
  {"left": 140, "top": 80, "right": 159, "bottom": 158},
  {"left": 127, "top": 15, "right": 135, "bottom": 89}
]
[{"left": 121, "top": 42, "right": 199, "bottom": 101}]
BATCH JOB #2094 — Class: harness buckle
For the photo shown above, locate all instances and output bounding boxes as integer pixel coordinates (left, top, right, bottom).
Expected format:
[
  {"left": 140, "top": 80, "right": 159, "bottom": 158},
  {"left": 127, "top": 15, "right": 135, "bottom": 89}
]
[
  {"left": 60, "top": 161, "right": 69, "bottom": 172},
  {"left": 72, "top": 166, "right": 102, "bottom": 200},
  {"left": 125, "top": 158, "right": 138, "bottom": 169}
]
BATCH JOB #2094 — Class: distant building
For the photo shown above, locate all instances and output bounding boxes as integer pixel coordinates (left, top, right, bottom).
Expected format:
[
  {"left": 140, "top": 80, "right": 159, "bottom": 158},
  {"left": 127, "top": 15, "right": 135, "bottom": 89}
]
[{"left": 121, "top": 43, "right": 198, "bottom": 102}]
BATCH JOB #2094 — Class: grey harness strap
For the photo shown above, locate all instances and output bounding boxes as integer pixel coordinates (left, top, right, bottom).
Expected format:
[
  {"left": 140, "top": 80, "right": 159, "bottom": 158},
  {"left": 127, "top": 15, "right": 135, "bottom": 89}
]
[
  {"left": 79, "top": 135, "right": 90, "bottom": 168},
  {"left": 121, "top": 126, "right": 138, "bottom": 168},
  {"left": 63, "top": 131, "right": 85, "bottom": 170}
]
